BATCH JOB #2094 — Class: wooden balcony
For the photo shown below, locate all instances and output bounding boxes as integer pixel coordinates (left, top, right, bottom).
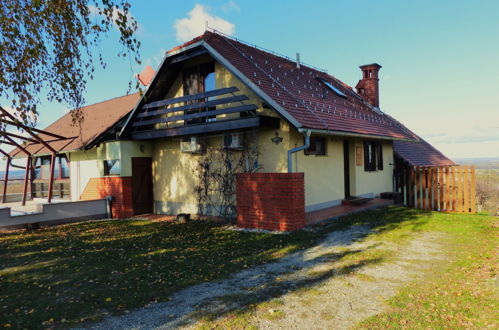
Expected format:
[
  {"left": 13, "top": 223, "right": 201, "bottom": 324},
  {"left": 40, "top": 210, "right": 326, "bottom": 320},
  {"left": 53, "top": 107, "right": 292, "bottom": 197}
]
[{"left": 131, "top": 87, "right": 279, "bottom": 139}]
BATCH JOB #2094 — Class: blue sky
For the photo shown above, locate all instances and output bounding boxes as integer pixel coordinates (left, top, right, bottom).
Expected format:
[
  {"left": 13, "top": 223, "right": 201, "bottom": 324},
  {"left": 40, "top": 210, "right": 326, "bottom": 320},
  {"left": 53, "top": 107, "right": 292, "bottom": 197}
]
[{"left": 2, "top": 0, "right": 499, "bottom": 167}]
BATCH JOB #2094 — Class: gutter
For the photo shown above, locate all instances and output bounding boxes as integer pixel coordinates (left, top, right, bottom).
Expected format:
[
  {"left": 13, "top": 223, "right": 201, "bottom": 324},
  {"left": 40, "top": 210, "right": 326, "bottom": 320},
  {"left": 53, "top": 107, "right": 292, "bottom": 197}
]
[
  {"left": 297, "top": 128, "right": 416, "bottom": 142},
  {"left": 288, "top": 130, "right": 311, "bottom": 173}
]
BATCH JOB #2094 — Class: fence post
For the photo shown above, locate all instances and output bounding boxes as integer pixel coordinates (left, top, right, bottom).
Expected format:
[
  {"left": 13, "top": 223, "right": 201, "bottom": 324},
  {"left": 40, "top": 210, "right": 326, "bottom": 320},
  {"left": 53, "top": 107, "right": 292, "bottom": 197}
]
[
  {"left": 463, "top": 165, "right": 469, "bottom": 213},
  {"left": 470, "top": 166, "right": 476, "bottom": 214}
]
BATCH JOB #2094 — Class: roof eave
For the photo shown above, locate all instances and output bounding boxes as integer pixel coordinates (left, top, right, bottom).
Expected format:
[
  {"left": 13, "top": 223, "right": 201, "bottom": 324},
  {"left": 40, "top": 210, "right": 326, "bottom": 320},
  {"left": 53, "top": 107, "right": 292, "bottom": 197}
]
[{"left": 298, "top": 128, "right": 417, "bottom": 142}]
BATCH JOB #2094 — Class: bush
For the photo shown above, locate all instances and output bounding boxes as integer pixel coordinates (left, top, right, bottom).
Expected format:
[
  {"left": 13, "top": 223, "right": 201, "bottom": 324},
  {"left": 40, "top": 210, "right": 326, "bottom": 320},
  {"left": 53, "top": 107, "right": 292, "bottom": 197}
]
[{"left": 476, "top": 170, "right": 499, "bottom": 216}]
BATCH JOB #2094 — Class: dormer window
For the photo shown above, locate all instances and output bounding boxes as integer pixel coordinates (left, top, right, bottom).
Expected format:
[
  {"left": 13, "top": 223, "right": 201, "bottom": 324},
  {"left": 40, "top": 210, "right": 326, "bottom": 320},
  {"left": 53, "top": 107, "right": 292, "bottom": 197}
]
[{"left": 318, "top": 78, "right": 347, "bottom": 98}]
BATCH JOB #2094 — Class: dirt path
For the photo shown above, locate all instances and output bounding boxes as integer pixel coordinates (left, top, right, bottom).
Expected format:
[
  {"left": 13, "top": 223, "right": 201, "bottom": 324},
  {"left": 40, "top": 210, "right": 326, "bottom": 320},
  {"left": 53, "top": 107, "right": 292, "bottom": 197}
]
[{"left": 89, "top": 225, "right": 447, "bottom": 330}]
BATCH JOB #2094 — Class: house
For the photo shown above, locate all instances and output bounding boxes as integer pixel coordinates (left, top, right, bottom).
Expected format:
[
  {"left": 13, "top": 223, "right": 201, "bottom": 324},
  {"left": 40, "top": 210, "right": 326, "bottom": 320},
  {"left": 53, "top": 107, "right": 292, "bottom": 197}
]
[{"left": 6, "top": 30, "right": 454, "bottom": 226}]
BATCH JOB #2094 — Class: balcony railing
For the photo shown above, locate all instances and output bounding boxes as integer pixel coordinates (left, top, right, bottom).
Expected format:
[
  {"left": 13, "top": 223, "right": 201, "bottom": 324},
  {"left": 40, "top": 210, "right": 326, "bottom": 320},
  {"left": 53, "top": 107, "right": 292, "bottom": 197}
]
[{"left": 131, "top": 86, "right": 279, "bottom": 139}]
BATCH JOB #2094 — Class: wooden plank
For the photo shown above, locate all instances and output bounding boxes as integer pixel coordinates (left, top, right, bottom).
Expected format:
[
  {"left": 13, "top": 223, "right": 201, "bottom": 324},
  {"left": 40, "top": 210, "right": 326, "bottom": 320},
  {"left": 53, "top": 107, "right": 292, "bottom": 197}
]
[
  {"left": 463, "top": 165, "right": 469, "bottom": 213},
  {"left": 428, "top": 167, "right": 434, "bottom": 210},
  {"left": 451, "top": 166, "right": 456, "bottom": 212},
  {"left": 408, "top": 167, "right": 414, "bottom": 208},
  {"left": 448, "top": 166, "right": 456, "bottom": 212},
  {"left": 169, "top": 48, "right": 208, "bottom": 64},
  {"left": 425, "top": 168, "right": 430, "bottom": 210},
  {"left": 433, "top": 167, "right": 439, "bottom": 211},
  {"left": 414, "top": 167, "right": 421, "bottom": 209},
  {"left": 422, "top": 168, "right": 427, "bottom": 210},
  {"left": 457, "top": 166, "right": 463, "bottom": 212},
  {"left": 138, "top": 94, "right": 249, "bottom": 118},
  {"left": 132, "top": 116, "right": 280, "bottom": 140},
  {"left": 470, "top": 165, "right": 476, "bottom": 214},
  {"left": 445, "top": 166, "right": 452, "bottom": 212},
  {"left": 142, "top": 87, "right": 239, "bottom": 110},
  {"left": 403, "top": 168, "right": 407, "bottom": 206},
  {"left": 133, "top": 104, "right": 258, "bottom": 127},
  {"left": 438, "top": 167, "right": 444, "bottom": 211}
]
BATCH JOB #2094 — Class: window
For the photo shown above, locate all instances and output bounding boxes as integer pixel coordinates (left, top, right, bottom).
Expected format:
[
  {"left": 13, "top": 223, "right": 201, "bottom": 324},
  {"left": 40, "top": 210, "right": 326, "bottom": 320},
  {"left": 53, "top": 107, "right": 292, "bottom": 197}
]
[
  {"left": 33, "top": 155, "right": 70, "bottom": 179},
  {"left": 103, "top": 160, "right": 120, "bottom": 176},
  {"left": 304, "top": 136, "right": 327, "bottom": 156},
  {"left": 318, "top": 78, "right": 347, "bottom": 98},
  {"left": 364, "top": 141, "right": 383, "bottom": 172},
  {"left": 183, "top": 62, "right": 216, "bottom": 124},
  {"left": 59, "top": 155, "right": 70, "bottom": 178}
]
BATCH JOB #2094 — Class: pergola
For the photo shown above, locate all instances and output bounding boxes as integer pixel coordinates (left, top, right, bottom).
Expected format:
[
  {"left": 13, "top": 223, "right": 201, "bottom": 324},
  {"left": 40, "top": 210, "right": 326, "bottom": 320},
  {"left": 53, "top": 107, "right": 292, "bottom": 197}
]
[{"left": 0, "top": 106, "right": 73, "bottom": 205}]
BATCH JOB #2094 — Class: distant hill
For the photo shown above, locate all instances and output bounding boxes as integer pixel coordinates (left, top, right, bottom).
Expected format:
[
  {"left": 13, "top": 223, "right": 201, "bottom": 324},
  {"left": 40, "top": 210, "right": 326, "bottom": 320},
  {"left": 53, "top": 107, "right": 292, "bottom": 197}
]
[
  {"left": 0, "top": 170, "right": 26, "bottom": 180},
  {"left": 454, "top": 157, "right": 499, "bottom": 169}
]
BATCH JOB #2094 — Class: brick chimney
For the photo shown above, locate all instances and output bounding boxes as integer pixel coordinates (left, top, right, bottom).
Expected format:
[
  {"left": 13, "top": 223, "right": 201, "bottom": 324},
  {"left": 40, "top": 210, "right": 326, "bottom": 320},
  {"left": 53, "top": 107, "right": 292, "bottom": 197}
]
[{"left": 355, "top": 63, "right": 382, "bottom": 107}]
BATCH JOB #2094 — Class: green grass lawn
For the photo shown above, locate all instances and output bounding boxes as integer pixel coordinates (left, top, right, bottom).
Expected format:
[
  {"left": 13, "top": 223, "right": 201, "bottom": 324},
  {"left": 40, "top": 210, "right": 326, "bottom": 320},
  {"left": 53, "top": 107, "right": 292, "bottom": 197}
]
[
  {"left": 0, "top": 219, "right": 319, "bottom": 329},
  {"left": 0, "top": 208, "right": 497, "bottom": 329},
  {"left": 357, "top": 211, "right": 498, "bottom": 329}
]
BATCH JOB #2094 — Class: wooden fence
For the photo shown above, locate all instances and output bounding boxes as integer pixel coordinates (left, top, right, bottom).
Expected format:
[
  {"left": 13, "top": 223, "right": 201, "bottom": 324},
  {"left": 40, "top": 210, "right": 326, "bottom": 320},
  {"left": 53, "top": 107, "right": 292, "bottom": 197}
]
[{"left": 396, "top": 165, "right": 476, "bottom": 213}]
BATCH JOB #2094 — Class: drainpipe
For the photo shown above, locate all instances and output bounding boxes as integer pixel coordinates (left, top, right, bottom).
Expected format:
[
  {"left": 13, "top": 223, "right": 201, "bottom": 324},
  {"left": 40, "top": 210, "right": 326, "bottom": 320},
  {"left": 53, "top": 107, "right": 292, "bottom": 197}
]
[{"left": 287, "top": 130, "right": 311, "bottom": 173}]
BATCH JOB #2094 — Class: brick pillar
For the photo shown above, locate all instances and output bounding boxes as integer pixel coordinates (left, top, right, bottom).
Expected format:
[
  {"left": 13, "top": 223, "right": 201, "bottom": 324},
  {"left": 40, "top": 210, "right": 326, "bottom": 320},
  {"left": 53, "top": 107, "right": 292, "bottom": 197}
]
[
  {"left": 80, "top": 177, "right": 134, "bottom": 218},
  {"left": 236, "top": 173, "right": 305, "bottom": 231}
]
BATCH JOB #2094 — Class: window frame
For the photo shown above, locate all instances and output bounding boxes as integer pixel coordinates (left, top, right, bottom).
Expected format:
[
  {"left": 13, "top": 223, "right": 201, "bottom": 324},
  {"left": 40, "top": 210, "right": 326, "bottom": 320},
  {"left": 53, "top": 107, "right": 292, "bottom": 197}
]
[
  {"left": 304, "top": 136, "right": 327, "bottom": 156},
  {"left": 103, "top": 159, "right": 121, "bottom": 176},
  {"left": 33, "top": 154, "right": 70, "bottom": 180},
  {"left": 183, "top": 62, "right": 216, "bottom": 124},
  {"left": 363, "top": 141, "right": 383, "bottom": 172}
]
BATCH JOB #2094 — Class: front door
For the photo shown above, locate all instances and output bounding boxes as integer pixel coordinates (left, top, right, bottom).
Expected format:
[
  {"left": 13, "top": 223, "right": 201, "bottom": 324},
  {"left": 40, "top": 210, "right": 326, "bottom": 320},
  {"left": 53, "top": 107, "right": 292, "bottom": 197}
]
[
  {"left": 343, "top": 140, "right": 351, "bottom": 199},
  {"left": 131, "top": 157, "right": 153, "bottom": 215}
]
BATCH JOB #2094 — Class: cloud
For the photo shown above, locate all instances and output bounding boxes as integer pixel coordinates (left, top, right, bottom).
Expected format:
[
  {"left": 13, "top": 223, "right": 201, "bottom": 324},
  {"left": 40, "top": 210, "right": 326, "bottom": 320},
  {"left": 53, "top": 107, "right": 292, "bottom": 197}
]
[
  {"left": 144, "top": 48, "right": 167, "bottom": 68},
  {"left": 222, "top": 1, "right": 240, "bottom": 13},
  {"left": 174, "top": 4, "right": 235, "bottom": 42}
]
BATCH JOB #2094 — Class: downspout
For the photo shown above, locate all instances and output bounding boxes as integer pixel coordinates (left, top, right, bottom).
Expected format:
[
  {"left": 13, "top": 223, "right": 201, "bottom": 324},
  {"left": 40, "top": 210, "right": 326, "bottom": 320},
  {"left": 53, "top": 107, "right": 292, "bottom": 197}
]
[{"left": 287, "top": 130, "right": 311, "bottom": 173}]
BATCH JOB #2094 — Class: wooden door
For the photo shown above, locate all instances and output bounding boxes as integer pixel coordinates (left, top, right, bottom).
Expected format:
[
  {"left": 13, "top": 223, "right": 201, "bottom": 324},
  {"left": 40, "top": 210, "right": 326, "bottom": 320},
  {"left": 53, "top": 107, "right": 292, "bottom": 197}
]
[{"left": 132, "top": 157, "right": 153, "bottom": 215}]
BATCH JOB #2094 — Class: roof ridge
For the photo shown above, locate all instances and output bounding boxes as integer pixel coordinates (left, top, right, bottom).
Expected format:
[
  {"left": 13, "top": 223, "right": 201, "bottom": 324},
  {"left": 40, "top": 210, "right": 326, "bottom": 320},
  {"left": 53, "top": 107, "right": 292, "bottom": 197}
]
[
  {"left": 206, "top": 28, "right": 328, "bottom": 73},
  {"left": 206, "top": 30, "right": 386, "bottom": 117}
]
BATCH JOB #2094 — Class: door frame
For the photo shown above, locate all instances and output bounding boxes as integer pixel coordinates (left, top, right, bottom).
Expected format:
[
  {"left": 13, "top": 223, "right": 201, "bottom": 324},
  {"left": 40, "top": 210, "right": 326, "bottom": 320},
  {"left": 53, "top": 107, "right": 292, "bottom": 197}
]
[{"left": 343, "top": 140, "right": 351, "bottom": 199}]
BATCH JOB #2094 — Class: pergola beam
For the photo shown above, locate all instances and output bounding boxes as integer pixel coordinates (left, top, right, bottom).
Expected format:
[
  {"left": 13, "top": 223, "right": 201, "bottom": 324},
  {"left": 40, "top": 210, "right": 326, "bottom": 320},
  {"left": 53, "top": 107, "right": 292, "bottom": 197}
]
[
  {"left": 0, "top": 106, "right": 71, "bottom": 205},
  {"left": 0, "top": 150, "right": 10, "bottom": 204},
  {"left": 0, "top": 131, "right": 38, "bottom": 143},
  {"left": 0, "top": 118, "right": 66, "bottom": 139}
]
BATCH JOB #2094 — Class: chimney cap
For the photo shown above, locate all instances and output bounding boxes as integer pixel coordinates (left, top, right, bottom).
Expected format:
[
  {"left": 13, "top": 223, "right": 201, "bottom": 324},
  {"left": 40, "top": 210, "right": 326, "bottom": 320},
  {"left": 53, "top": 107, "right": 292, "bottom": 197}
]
[{"left": 359, "top": 63, "right": 382, "bottom": 70}]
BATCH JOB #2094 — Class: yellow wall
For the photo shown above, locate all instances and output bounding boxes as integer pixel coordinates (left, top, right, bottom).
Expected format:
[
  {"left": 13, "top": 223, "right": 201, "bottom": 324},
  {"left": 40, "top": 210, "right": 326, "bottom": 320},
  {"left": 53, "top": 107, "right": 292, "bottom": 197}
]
[
  {"left": 148, "top": 54, "right": 395, "bottom": 214},
  {"left": 349, "top": 140, "right": 394, "bottom": 197},
  {"left": 119, "top": 140, "right": 153, "bottom": 176},
  {"left": 289, "top": 130, "right": 345, "bottom": 210},
  {"left": 152, "top": 137, "right": 202, "bottom": 214},
  {"left": 68, "top": 140, "right": 152, "bottom": 200}
]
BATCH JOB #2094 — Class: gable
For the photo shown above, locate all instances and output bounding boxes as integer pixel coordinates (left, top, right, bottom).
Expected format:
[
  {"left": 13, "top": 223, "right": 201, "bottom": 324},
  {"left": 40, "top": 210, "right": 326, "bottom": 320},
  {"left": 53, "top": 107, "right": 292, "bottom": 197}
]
[
  {"left": 121, "top": 45, "right": 282, "bottom": 140},
  {"left": 9, "top": 93, "right": 140, "bottom": 158},
  {"left": 121, "top": 31, "right": 418, "bottom": 142}
]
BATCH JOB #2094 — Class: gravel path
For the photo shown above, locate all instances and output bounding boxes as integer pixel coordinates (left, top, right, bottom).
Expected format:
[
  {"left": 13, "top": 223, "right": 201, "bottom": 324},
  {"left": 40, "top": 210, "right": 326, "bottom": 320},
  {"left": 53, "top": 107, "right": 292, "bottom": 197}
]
[{"left": 87, "top": 225, "right": 447, "bottom": 330}]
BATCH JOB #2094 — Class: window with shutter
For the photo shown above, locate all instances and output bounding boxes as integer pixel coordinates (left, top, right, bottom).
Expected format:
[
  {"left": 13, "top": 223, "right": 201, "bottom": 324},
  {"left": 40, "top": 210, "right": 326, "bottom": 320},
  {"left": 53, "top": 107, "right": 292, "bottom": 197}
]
[{"left": 364, "top": 141, "right": 383, "bottom": 171}]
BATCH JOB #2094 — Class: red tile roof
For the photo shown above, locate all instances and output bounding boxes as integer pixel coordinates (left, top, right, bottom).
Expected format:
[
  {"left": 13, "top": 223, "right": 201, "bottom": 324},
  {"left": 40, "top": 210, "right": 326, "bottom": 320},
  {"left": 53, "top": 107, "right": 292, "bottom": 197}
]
[
  {"left": 198, "top": 31, "right": 418, "bottom": 141},
  {"left": 9, "top": 93, "right": 140, "bottom": 157},
  {"left": 394, "top": 139, "right": 456, "bottom": 167}
]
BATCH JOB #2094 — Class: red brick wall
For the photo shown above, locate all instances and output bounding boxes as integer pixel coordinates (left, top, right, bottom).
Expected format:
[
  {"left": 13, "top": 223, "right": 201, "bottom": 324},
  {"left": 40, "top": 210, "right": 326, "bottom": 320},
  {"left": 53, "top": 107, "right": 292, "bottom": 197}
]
[
  {"left": 236, "top": 173, "right": 305, "bottom": 232},
  {"left": 80, "top": 176, "right": 133, "bottom": 219}
]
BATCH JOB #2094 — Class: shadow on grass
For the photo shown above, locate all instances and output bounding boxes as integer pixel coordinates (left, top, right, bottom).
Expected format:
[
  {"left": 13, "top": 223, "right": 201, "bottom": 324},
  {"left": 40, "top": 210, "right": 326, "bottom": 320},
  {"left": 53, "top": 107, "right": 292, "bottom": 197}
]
[{"left": 0, "top": 206, "right": 430, "bottom": 328}]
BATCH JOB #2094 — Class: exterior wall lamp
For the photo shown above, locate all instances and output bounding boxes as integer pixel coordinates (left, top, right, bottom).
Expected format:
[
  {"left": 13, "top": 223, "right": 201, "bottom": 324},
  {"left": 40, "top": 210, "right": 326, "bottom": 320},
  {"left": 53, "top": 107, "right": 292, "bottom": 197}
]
[{"left": 271, "top": 132, "right": 283, "bottom": 145}]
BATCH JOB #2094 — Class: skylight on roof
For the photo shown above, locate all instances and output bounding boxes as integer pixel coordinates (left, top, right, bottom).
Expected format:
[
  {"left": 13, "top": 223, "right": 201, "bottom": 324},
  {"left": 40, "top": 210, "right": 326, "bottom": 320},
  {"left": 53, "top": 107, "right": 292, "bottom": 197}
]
[{"left": 319, "top": 78, "right": 347, "bottom": 98}]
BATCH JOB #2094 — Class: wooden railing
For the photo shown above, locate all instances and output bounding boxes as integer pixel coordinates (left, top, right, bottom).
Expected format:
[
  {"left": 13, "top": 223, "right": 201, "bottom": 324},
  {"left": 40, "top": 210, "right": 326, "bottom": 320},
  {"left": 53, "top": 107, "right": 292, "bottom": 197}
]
[
  {"left": 131, "top": 86, "right": 279, "bottom": 140},
  {"left": 397, "top": 165, "right": 476, "bottom": 213}
]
